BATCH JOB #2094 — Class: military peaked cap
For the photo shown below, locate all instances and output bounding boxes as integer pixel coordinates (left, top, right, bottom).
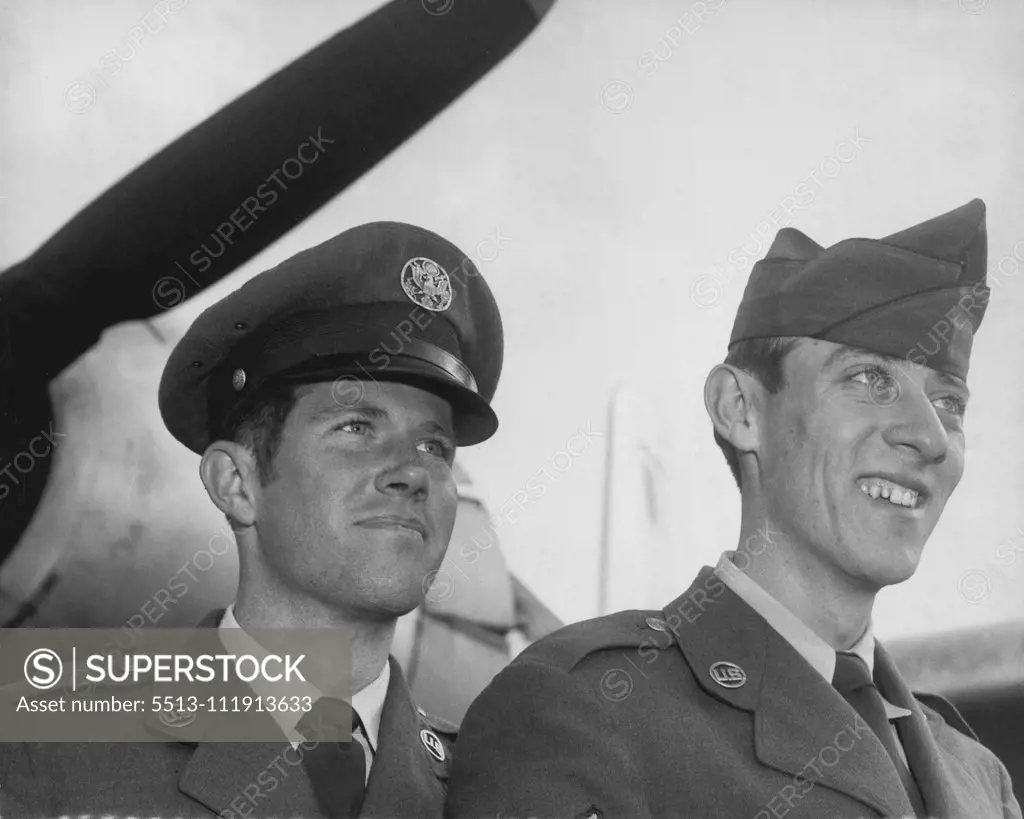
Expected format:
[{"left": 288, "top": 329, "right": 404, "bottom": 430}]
[{"left": 159, "top": 222, "right": 503, "bottom": 453}]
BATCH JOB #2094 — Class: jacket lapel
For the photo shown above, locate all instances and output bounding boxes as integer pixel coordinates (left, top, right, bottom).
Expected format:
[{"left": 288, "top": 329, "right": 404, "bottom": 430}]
[
  {"left": 167, "top": 611, "right": 444, "bottom": 817},
  {"left": 161, "top": 663, "right": 325, "bottom": 817},
  {"left": 151, "top": 607, "right": 324, "bottom": 817},
  {"left": 359, "top": 658, "right": 446, "bottom": 819},
  {"left": 666, "top": 568, "right": 913, "bottom": 817},
  {"left": 178, "top": 739, "right": 325, "bottom": 818},
  {"left": 874, "top": 643, "right": 994, "bottom": 819},
  {"left": 756, "top": 625, "right": 913, "bottom": 816}
]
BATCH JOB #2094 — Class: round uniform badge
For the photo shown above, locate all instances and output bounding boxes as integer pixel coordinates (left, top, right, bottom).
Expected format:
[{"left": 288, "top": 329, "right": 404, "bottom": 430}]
[
  {"left": 420, "top": 728, "right": 446, "bottom": 762},
  {"left": 159, "top": 707, "right": 197, "bottom": 729},
  {"left": 709, "top": 661, "right": 747, "bottom": 689},
  {"left": 401, "top": 257, "right": 453, "bottom": 312}
]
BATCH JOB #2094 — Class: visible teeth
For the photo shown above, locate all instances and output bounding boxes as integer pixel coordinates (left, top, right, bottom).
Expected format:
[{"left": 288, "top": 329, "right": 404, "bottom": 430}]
[{"left": 860, "top": 479, "right": 919, "bottom": 508}]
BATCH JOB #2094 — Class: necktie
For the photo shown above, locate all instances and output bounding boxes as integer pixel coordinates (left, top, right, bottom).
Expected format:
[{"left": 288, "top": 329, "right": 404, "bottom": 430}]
[
  {"left": 296, "top": 697, "right": 367, "bottom": 818},
  {"left": 832, "top": 652, "right": 926, "bottom": 817}
]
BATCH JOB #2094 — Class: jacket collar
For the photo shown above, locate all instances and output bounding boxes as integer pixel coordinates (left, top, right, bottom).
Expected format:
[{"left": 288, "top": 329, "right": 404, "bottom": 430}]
[
  {"left": 141, "top": 609, "right": 315, "bottom": 817},
  {"left": 663, "top": 567, "right": 915, "bottom": 817},
  {"left": 874, "top": 642, "right": 999, "bottom": 818},
  {"left": 359, "top": 658, "right": 447, "bottom": 818},
  {"left": 163, "top": 610, "right": 445, "bottom": 818},
  {"left": 714, "top": 552, "right": 912, "bottom": 719}
]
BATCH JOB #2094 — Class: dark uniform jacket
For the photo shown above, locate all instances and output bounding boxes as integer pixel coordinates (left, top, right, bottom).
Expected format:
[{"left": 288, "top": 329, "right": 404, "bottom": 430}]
[
  {"left": 1, "top": 613, "right": 456, "bottom": 818},
  {"left": 445, "top": 567, "right": 1022, "bottom": 819}
]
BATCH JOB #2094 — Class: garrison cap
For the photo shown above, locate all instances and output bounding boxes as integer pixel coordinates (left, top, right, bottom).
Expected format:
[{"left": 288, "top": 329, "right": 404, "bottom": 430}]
[
  {"left": 159, "top": 222, "right": 502, "bottom": 454},
  {"left": 729, "top": 199, "right": 990, "bottom": 381}
]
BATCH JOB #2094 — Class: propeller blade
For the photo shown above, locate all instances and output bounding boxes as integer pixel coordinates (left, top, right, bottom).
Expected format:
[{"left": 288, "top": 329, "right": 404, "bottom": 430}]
[{"left": 0, "top": 0, "right": 554, "bottom": 566}]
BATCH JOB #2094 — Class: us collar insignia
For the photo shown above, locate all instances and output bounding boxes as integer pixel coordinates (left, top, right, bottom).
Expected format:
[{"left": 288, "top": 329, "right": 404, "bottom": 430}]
[
  {"left": 419, "top": 728, "right": 446, "bottom": 761},
  {"left": 158, "top": 707, "right": 198, "bottom": 729},
  {"left": 709, "top": 661, "right": 747, "bottom": 689}
]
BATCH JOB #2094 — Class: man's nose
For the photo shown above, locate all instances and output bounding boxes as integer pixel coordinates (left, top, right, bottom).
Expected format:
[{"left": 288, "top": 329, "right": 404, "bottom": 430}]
[
  {"left": 881, "top": 381, "right": 950, "bottom": 464},
  {"left": 374, "top": 446, "right": 430, "bottom": 498}
]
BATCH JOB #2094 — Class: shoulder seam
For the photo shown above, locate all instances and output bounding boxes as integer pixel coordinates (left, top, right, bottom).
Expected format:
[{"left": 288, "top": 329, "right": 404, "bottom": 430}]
[
  {"left": 914, "top": 691, "right": 979, "bottom": 741},
  {"left": 511, "top": 614, "right": 673, "bottom": 674}
]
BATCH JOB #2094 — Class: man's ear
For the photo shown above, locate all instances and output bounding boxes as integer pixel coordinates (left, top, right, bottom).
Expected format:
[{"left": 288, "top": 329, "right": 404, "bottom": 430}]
[
  {"left": 704, "top": 364, "right": 763, "bottom": 456},
  {"left": 199, "top": 441, "right": 260, "bottom": 528}
]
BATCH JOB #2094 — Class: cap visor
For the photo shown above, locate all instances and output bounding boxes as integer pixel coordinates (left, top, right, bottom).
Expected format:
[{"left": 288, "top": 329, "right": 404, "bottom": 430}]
[{"left": 279, "top": 356, "right": 498, "bottom": 446}]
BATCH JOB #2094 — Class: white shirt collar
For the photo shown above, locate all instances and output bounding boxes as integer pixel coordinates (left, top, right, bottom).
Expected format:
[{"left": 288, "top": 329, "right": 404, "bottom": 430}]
[
  {"left": 218, "top": 603, "right": 390, "bottom": 751},
  {"left": 713, "top": 552, "right": 911, "bottom": 719}
]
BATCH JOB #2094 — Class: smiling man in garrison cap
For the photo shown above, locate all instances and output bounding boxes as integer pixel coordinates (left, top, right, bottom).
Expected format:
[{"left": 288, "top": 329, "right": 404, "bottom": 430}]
[
  {"left": 0, "top": 222, "right": 503, "bottom": 819},
  {"left": 445, "top": 200, "right": 1022, "bottom": 819}
]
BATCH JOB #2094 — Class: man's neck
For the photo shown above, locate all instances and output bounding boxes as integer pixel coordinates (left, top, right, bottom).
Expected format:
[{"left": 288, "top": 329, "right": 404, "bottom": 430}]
[
  {"left": 733, "top": 515, "right": 875, "bottom": 651},
  {"left": 233, "top": 586, "right": 395, "bottom": 693}
]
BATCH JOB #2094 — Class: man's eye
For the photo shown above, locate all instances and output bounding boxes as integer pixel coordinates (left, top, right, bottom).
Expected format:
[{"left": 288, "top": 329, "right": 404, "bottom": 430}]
[
  {"left": 934, "top": 395, "right": 968, "bottom": 417},
  {"left": 418, "top": 439, "right": 453, "bottom": 459},
  {"left": 334, "top": 420, "right": 371, "bottom": 434},
  {"left": 852, "top": 365, "right": 900, "bottom": 405}
]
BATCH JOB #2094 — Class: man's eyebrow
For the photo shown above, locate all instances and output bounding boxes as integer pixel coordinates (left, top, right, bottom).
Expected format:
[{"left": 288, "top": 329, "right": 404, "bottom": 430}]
[
  {"left": 821, "top": 345, "right": 862, "bottom": 371},
  {"left": 423, "top": 420, "right": 456, "bottom": 439},
  {"left": 824, "top": 345, "right": 911, "bottom": 371},
  {"left": 932, "top": 371, "right": 971, "bottom": 399},
  {"left": 312, "top": 403, "right": 455, "bottom": 436},
  {"left": 311, "top": 404, "right": 389, "bottom": 423}
]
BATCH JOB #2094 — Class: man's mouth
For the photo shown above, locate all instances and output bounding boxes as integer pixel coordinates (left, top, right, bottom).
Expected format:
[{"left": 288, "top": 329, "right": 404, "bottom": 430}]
[
  {"left": 857, "top": 475, "right": 926, "bottom": 510},
  {"left": 357, "top": 515, "right": 427, "bottom": 536}
]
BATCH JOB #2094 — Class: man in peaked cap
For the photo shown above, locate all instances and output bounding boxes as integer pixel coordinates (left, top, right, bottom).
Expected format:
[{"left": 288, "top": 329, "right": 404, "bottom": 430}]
[
  {"left": 445, "top": 200, "right": 1022, "bottom": 819},
  {"left": 0, "top": 222, "right": 502, "bottom": 819}
]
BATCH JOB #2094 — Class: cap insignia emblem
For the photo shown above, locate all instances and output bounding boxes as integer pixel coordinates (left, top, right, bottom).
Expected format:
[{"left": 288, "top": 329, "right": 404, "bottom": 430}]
[{"left": 401, "top": 257, "right": 453, "bottom": 312}]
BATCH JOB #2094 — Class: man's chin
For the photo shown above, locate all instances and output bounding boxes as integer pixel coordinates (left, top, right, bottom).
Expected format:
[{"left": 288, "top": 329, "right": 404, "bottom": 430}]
[
  {"left": 853, "top": 545, "right": 925, "bottom": 590},
  {"left": 871, "top": 566, "right": 918, "bottom": 590},
  {"left": 377, "top": 594, "right": 428, "bottom": 618},
  {"left": 356, "top": 584, "right": 437, "bottom": 620}
]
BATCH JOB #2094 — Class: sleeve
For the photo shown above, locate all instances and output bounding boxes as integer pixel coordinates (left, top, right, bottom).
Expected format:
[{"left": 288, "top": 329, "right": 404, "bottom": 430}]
[{"left": 444, "top": 660, "right": 650, "bottom": 819}]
